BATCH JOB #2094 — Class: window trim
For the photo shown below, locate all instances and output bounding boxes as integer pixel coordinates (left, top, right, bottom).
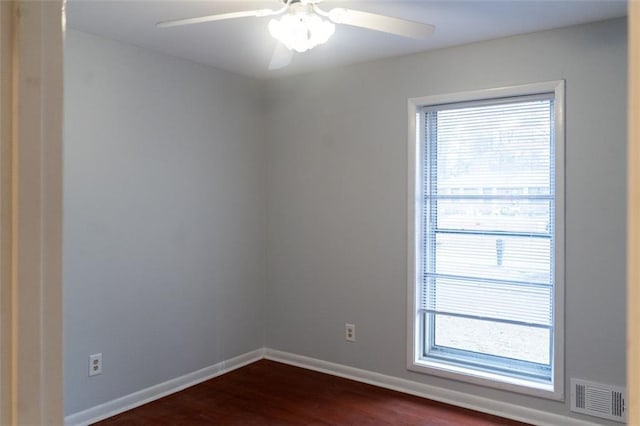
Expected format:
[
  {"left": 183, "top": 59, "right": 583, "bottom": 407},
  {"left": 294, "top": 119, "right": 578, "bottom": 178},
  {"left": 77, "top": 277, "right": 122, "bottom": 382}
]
[{"left": 407, "top": 81, "right": 565, "bottom": 401}]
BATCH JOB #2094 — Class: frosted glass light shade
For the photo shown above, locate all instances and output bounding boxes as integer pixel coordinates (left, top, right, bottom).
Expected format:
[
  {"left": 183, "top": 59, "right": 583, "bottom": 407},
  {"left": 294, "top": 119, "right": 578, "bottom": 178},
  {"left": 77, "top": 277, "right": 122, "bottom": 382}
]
[{"left": 269, "top": 11, "right": 335, "bottom": 53}]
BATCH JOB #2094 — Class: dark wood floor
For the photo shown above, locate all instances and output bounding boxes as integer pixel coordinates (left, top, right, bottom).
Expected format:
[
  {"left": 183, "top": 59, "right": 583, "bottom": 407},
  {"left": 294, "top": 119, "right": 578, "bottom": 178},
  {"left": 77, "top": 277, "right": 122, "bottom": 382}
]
[{"left": 94, "top": 360, "right": 530, "bottom": 425}]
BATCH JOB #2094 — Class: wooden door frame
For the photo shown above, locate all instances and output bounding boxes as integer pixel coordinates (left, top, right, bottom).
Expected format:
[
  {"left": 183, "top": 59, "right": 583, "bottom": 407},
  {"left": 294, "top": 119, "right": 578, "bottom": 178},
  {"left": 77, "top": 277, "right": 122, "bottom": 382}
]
[
  {"left": 0, "top": 1, "right": 64, "bottom": 424},
  {"left": 0, "top": 2, "right": 14, "bottom": 423}
]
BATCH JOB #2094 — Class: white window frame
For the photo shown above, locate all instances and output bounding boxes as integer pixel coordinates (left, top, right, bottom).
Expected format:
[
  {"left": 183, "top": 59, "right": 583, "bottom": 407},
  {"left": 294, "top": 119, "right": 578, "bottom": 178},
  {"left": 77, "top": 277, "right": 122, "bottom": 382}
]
[{"left": 407, "top": 81, "right": 565, "bottom": 400}]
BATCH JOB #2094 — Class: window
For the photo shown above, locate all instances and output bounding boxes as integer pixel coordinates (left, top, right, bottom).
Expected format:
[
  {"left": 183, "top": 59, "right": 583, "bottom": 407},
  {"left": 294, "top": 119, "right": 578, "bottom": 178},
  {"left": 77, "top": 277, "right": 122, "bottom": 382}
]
[{"left": 408, "top": 82, "right": 564, "bottom": 399}]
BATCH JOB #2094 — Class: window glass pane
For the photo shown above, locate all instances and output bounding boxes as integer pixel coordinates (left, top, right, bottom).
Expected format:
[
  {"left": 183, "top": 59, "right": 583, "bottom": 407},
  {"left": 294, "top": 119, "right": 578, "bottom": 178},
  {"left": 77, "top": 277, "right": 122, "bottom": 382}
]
[
  {"left": 425, "top": 277, "right": 552, "bottom": 326},
  {"left": 435, "top": 199, "right": 551, "bottom": 233},
  {"left": 434, "top": 101, "right": 551, "bottom": 191},
  {"left": 434, "top": 233, "right": 551, "bottom": 283},
  {"left": 417, "top": 93, "right": 557, "bottom": 386},
  {"left": 434, "top": 314, "right": 550, "bottom": 365}
]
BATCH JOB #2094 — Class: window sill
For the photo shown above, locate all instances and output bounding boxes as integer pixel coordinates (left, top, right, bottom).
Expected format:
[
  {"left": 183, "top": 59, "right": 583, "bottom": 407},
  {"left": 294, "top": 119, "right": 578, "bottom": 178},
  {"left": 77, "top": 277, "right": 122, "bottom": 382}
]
[{"left": 409, "top": 358, "right": 562, "bottom": 401}]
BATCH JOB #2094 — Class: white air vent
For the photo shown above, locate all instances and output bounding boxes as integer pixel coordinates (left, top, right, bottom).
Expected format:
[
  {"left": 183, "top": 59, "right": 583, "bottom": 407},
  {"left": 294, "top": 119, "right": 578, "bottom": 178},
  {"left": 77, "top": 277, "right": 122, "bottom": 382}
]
[{"left": 571, "top": 378, "right": 627, "bottom": 423}]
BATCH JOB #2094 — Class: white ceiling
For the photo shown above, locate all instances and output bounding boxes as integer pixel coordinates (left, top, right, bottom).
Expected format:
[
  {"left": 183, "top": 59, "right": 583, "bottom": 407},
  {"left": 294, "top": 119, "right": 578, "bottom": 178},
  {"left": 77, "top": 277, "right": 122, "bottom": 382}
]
[{"left": 66, "top": 0, "right": 628, "bottom": 80}]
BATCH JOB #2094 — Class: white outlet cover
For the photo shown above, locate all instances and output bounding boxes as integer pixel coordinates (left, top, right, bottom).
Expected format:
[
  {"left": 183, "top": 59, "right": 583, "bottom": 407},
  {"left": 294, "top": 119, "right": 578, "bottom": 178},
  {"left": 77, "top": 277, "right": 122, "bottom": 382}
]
[
  {"left": 89, "top": 353, "right": 102, "bottom": 376},
  {"left": 345, "top": 324, "right": 356, "bottom": 342}
]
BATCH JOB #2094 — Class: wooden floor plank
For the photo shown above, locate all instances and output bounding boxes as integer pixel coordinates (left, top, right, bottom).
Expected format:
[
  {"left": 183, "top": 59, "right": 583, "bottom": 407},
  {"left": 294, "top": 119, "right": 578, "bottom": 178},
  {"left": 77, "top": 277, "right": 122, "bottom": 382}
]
[{"left": 94, "top": 360, "right": 530, "bottom": 425}]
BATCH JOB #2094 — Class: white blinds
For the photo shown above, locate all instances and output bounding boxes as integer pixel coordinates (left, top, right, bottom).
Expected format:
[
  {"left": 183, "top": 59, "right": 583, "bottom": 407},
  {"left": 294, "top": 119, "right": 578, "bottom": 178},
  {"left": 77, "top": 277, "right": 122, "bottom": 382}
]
[{"left": 420, "top": 96, "right": 555, "bottom": 356}]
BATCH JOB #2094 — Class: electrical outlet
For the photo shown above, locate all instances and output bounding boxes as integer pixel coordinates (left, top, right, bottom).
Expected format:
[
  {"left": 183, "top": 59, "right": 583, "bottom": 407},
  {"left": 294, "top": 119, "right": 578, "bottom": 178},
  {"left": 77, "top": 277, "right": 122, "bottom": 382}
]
[
  {"left": 345, "top": 323, "right": 356, "bottom": 342},
  {"left": 89, "top": 353, "right": 102, "bottom": 376}
]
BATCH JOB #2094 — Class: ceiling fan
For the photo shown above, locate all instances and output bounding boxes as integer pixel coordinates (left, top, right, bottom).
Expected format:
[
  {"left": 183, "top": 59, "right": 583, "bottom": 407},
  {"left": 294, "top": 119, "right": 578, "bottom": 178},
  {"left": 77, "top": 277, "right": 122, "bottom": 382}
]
[{"left": 157, "top": 0, "right": 435, "bottom": 70}]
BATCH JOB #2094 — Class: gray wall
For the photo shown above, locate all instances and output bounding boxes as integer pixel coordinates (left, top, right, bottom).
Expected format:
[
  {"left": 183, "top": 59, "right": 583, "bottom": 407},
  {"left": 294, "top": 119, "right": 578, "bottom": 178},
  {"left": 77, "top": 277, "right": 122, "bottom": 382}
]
[
  {"left": 64, "top": 30, "right": 266, "bottom": 414},
  {"left": 265, "top": 18, "right": 627, "bottom": 422},
  {"left": 65, "top": 17, "right": 628, "bottom": 423}
]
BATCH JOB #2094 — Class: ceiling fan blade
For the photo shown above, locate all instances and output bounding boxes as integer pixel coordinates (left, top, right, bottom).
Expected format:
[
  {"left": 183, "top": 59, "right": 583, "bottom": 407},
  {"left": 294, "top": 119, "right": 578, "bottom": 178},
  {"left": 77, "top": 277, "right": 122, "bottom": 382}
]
[
  {"left": 269, "top": 42, "right": 294, "bottom": 70},
  {"left": 327, "top": 8, "right": 435, "bottom": 40},
  {"left": 157, "top": 9, "right": 275, "bottom": 29}
]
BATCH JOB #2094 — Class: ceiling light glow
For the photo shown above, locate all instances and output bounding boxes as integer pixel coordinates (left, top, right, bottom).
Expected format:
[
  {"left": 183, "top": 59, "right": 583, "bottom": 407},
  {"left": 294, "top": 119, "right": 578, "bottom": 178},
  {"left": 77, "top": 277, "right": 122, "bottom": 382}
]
[{"left": 268, "top": 11, "right": 335, "bottom": 53}]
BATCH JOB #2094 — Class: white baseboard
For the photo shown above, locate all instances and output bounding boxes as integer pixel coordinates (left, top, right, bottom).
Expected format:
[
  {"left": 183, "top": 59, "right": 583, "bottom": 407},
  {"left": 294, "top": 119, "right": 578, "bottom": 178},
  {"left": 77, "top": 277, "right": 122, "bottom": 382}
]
[
  {"left": 64, "top": 348, "right": 265, "bottom": 426},
  {"left": 264, "top": 349, "right": 600, "bottom": 426},
  {"left": 66, "top": 347, "right": 600, "bottom": 426}
]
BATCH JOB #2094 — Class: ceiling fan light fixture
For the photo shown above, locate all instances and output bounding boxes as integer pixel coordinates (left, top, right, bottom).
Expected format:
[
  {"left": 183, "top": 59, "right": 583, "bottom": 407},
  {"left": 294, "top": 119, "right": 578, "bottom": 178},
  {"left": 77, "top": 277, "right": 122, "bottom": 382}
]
[
  {"left": 157, "top": 0, "right": 436, "bottom": 70},
  {"left": 268, "top": 10, "right": 335, "bottom": 53}
]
